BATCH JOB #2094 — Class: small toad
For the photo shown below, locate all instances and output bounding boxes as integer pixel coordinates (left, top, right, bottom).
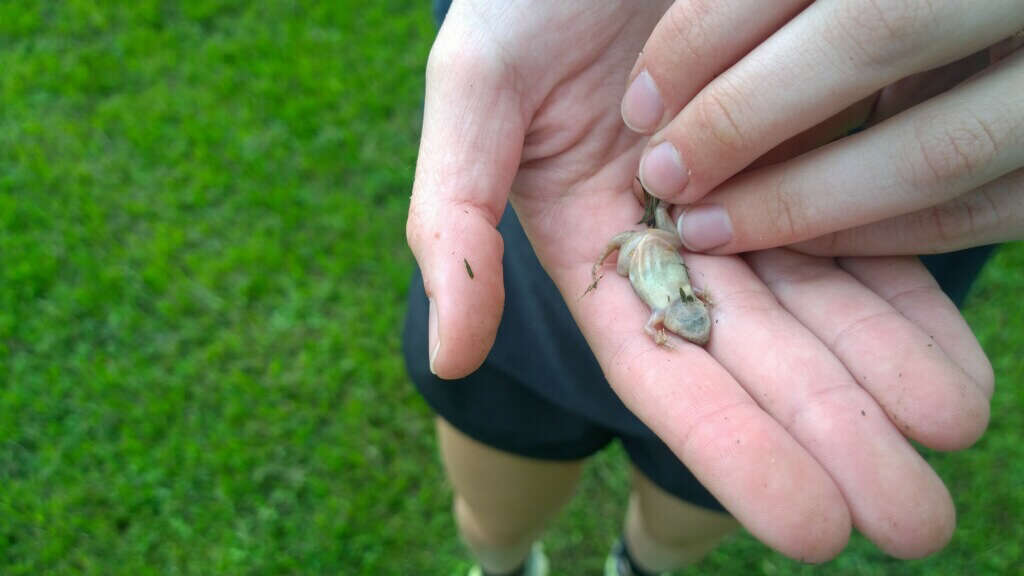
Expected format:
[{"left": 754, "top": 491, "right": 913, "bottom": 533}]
[{"left": 587, "top": 196, "right": 711, "bottom": 346}]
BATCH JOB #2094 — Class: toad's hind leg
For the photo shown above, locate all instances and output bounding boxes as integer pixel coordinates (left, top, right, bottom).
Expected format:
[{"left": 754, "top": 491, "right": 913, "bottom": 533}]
[
  {"left": 645, "top": 310, "right": 683, "bottom": 349},
  {"left": 643, "top": 309, "right": 675, "bottom": 348},
  {"left": 643, "top": 309, "right": 663, "bottom": 337},
  {"left": 582, "top": 231, "right": 635, "bottom": 298}
]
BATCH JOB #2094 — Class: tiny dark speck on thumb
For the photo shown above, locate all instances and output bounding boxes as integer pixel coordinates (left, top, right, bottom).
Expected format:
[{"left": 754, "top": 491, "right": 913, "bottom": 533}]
[{"left": 464, "top": 258, "right": 474, "bottom": 279}]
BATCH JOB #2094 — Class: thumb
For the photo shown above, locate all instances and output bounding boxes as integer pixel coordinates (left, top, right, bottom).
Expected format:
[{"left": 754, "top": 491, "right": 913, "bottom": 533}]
[{"left": 406, "top": 27, "right": 526, "bottom": 379}]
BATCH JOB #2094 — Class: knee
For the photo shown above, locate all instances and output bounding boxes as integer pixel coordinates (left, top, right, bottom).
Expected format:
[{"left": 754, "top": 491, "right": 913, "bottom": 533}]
[
  {"left": 629, "top": 493, "right": 739, "bottom": 564},
  {"left": 454, "top": 496, "right": 536, "bottom": 549}
]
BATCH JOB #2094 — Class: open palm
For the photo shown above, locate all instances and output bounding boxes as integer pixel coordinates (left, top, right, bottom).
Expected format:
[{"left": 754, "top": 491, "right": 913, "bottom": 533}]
[{"left": 407, "top": 0, "right": 992, "bottom": 561}]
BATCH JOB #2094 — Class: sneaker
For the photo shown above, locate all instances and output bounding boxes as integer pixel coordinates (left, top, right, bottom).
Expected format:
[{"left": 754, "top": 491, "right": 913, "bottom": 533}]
[
  {"left": 604, "top": 539, "right": 661, "bottom": 576},
  {"left": 467, "top": 542, "right": 549, "bottom": 576}
]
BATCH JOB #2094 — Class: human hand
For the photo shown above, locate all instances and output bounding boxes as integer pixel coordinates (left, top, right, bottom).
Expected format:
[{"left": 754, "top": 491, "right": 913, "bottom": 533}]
[
  {"left": 406, "top": 0, "right": 991, "bottom": 561},
  {"left": 624, "top": 1, "right": 1024, "bottom": 255}
]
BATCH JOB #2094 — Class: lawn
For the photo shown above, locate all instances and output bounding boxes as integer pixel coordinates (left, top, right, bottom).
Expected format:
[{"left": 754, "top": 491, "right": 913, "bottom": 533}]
[{"left": 0, "top": 1, "right": 1020, "bottom": 575}]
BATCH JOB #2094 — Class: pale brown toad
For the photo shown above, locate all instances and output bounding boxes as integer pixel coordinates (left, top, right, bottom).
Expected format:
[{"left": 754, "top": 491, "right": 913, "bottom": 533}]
[{"left": 588, "top": 199, "right": 710, "bottom": 346}]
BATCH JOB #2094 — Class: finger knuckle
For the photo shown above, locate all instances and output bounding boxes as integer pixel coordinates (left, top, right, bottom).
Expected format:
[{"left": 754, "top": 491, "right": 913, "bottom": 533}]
[
  {"left": 920, "top": 201, "right": 973, "bottom": 249},
  {"left": 973, "top": 185, "right": 1012, "bottom": 238},
  {"left": 425, "top": 38, "right": 458, "bottom": 79},
  {"left": 695, "top": 78, "right": 752, "bottom": 155},
  {"left": 660, "top": 0, "right": 715, "bottom": 64},
  {"left": 914, "top": 111, "right": 1000, "bottom": 186},
  {"left": 786, "top": 383, "right": 860, "bottom": 436},
  {"left": 964, "top": 188, "right": 998, "bottom": 237},
  {"left": 914, "top": 183, "right": 1005, "bottom": 250},
  {"left": 405, "top": 198, "right": 429, "bottom": 253},
  {"left": 765, "top": 175, "right": 812, "bottom": 242},
  {"left": 832, "top": 0, "right": 940, "bottom": 68},
  {"left": 679, "top": 401, "right": 760, "bottom": 458},
  {"left": 426, "top": 37, "right": 507, "bottom": 87},
  {"left": 830, "top": 309, "right": 901, "bottom": 353}
]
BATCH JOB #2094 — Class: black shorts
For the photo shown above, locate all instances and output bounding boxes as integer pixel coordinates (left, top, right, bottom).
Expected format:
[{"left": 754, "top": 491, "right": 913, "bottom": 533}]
[
  {"left": 403, "top": 204, "right": 726, "bottom": 509},
  {"left": 404, "top": 309, "right": 724, "bottom": 512}
]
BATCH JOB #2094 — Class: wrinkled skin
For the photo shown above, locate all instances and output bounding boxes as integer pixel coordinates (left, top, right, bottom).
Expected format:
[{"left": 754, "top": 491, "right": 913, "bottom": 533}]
[{"left": 407, "top": 0, "right": 993, "bottom": 562}]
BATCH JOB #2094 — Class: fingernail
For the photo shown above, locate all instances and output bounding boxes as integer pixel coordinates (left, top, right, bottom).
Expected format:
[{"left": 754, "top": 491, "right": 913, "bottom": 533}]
[
  {"left": 678, "top": 205, "right": 733, "bottom": 252},
  {"left": 428, "top": 298, "right": 440, "bottom": 374},
  {"left": 621, "top": 70, "right": 664, "bottom": 133},
  {"left": 640, "top": 140, "right": 689, "bottom": 199}
]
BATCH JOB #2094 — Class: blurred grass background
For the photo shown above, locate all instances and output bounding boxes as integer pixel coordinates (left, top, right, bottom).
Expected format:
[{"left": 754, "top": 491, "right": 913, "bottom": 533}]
[{"left": 0, "top": 1, "right": 1020, "bottom": 574}]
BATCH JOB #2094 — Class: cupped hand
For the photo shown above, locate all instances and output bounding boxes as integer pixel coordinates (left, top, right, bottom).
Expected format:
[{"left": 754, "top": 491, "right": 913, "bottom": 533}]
[
  {"left": 406, "top": 0, "right": 992, "bottom": 561},
  {"left": 624, "top": 0, "right": 1024, "bottom": 255}
]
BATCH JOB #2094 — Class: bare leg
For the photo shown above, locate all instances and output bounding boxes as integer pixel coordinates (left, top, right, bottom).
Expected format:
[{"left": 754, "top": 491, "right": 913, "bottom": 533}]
[
  {"left": 437, "top": 418, "right": 583, "bottom": 573},
  {"left": 623, "top": 466, "right": 740, "bottom": 572}
]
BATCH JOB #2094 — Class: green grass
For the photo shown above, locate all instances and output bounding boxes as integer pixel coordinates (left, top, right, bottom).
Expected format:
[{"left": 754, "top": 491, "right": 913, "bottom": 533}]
[{"left": 0, "top": 2, "right": 1020, "bottom": 574}]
